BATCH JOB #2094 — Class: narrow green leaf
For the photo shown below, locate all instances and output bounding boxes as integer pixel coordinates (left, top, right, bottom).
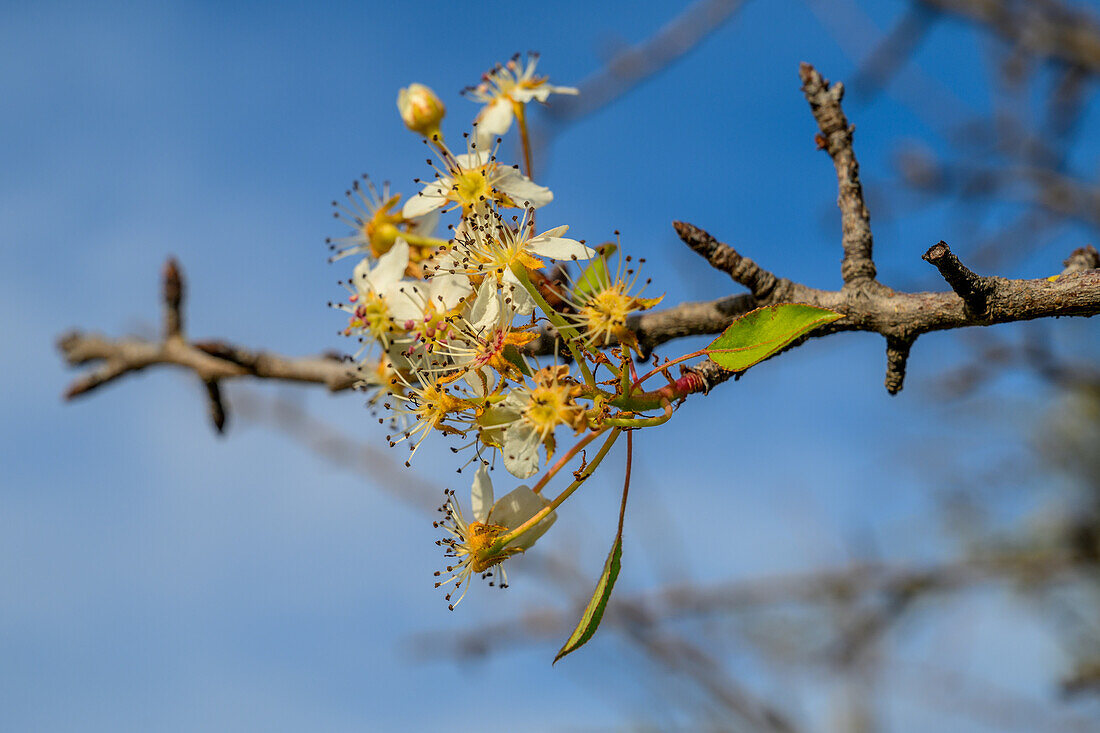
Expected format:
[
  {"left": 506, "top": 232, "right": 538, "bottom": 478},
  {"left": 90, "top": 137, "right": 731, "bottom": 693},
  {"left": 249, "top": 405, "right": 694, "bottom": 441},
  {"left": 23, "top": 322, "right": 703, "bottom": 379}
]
[
  {"left": 705, "top": 304, "right": 843, "bottom": 372},
  {"left": 572, "top": 243, "right": 617, "bottom": 301},
  {"left": 553, "top": 536, "right": 622, "bottom": 664}
]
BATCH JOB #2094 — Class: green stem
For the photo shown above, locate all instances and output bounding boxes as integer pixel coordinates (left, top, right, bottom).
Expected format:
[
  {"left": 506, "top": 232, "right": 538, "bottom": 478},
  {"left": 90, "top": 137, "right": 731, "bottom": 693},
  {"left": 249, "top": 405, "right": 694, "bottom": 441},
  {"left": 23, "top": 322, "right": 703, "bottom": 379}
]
[
  {"left": 491, "top": 428, "right": 621, "bottom": 550},
  {"left": 631, "top": 349, "right": 709, "bottom": 389},
  {"left": 511, "top": 264, "right": 596, "bottom": 387},
  {"left": 617, "top": 431, "right": 633, "bottom": 536},
  {"left": 603, "top": 399, "right": 673, "bottom": 428}
]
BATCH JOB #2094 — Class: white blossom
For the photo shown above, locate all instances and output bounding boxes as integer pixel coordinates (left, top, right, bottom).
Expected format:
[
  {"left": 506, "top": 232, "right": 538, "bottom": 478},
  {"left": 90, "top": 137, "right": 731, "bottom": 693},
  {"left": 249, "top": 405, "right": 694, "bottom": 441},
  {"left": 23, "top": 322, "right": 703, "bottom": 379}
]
[
  {"left": 402, "top": 147, "right": 552, "bottom": 219},
  {"left": 435, "top": 464, "right": 557, "bottom": 608},
  {"left": 465, "top": 53, "right": 578, "bottom": 144}
]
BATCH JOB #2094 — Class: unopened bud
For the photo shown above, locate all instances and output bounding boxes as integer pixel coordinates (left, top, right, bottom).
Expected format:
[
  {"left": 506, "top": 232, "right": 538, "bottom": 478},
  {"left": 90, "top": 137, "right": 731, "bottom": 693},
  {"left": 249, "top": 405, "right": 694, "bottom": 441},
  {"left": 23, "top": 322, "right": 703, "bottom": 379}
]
[{"left": 397, "top": 83, "right": 445, "bottom": 138}]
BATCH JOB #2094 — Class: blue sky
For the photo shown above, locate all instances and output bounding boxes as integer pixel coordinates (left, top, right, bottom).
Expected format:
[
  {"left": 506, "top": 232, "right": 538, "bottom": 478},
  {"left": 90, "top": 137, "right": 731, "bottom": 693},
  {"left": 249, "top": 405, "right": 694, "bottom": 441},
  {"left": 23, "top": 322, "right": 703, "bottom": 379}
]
[{"left": 4, "top": 0, "right": 1100, "bottom": 730}]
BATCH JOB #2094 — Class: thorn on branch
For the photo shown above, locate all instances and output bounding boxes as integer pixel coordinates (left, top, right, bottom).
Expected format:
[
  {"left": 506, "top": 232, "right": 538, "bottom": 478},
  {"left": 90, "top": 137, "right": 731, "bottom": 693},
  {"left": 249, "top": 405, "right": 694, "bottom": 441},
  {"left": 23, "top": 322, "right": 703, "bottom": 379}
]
[
  {"left": 922, "top": 241, "right": 992, "bottom": 310},
  {"left": 203, "top": 379, "right": 227, "bottom": 433},
  {"left": 673, "top": 221, "right": 785, "bottom": 301},
  {"left": 885, "top": 336, "right": 915, "bottom": 395},
  {"left": 163, "top": 257, "right": 184, "bottom": 339},
  {"left": 63, "top": 362, "right": 130, "bottom": 400},
  {"left": 922, "top": 241, "right": 991, "bottom": 315}
]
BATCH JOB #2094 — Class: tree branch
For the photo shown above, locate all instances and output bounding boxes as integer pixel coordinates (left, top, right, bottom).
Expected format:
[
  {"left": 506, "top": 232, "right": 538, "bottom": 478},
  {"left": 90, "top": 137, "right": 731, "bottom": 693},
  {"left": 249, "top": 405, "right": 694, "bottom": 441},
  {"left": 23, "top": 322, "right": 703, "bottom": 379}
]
[
  {"left": 885, "top": 335, "right": 915, "bottom": 395},
  {"left": 1064, "top": 244, "right": 1100, "bottom": 274},
  {"left": 58, "top": 259, "right": 361, "bottom": 416},
  {"left": 919, "top": 0, "right": 1100, "bottom": 76},
  {"left": 58, "top": 329, "right": 360, "bottom": 398},
  {"left": 673, "top": 220, "right": 1100, "bottom": 393},
  {"left": 57, "top": 63, "right": 1100, "bottom": 415},
  {"left": 799, "top": 62, "right": 878, "bottom": 285},
  {"left": 162, "top": 257, "right": 183, "bottom": 339},
  {"left": 921, "top": 240, "right": 991, "bottom": 314}
]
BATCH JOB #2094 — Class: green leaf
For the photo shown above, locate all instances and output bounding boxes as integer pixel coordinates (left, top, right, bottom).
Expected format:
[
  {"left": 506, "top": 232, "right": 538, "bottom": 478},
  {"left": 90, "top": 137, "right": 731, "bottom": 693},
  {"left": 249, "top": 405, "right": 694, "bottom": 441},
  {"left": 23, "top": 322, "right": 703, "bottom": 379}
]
[
  {"left": 553, "top": 535, "right": 622, "bottom": 664},
  {"left": 572, "top": 243, "right": 617, "bottom": 301},
  {"left": 705, "top": 304, "right": 843, "bottom": 372},
  {"left": 501, "top": 344, "right": 533, "bottom": 377}
]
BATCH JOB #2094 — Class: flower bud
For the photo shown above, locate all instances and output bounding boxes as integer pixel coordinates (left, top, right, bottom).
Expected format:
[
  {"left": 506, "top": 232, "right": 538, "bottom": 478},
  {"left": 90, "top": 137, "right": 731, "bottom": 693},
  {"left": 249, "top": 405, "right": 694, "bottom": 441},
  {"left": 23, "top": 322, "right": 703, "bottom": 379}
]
[{"left": 397, "top": 83, "right": 445, "bottom": 138}]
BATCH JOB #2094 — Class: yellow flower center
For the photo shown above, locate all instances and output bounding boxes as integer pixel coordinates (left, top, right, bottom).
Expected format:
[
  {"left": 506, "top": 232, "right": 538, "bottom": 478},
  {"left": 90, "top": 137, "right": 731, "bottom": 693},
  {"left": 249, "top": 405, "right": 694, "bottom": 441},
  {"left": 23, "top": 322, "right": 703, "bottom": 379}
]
[
  {"left": 416, "top": 383, "right": 467, "bottom": 430},
  {"left": 361, "top": 195, "right": 404, "bottom": 258},
  {"left": 452, "top": 167, "right": 493, "bottom": 208},
  {"left": 580, "top": 287, "right": 632, "bottom": 344},
  {"left": 524, "top": 383, "right": 578, "bottom": 437},
  {"left": 465, "top": 521, "right": 512, "bottom": 573},
  {"left": 360, "top": 296, "right": 391, "bottom": 339}
]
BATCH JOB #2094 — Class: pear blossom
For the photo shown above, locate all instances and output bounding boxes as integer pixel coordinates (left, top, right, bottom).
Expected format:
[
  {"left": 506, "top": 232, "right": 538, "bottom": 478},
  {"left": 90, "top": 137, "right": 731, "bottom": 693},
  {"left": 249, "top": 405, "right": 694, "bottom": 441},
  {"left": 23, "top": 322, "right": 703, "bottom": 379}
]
[
  {"left": 402, "top": 144, "right": 552, "bottom": 219},
  {"left": 431, "top": 277, "right": 538, "bottom": 395},
  {"left": 380, "top": 250, "right": 472, "bottom": 364},
  {"left": 384, "top": 366, "right": 478, "bottom": 465},
  {"left": 465, "top": 53, "right": 578, "bottom": 144},
  {"left": 436, "top": 207, "right": 596, "bottom": 315},
  {"left": 322, "top": 57, "right": 677, "bottom": 624},
  {"left": 494, "top": 365, "right": 587, "bottom": 478},
  {"left": 563, "top": 247, "right": 664, "bottom": 347},
  {"left": 328, "top": 175, "right": 439, "bottom": 261},
  {"left": 356, "top": 354, "right": 406, "bottom": 408},
  {"left": 337, "top": 238, "right": 416, "bottom": 343},
  {"left": 434, "top": 464, "right": 557, "bottom": 609},
  {"left": 352, "top": 237, "right": 410, "bottom": 300}
]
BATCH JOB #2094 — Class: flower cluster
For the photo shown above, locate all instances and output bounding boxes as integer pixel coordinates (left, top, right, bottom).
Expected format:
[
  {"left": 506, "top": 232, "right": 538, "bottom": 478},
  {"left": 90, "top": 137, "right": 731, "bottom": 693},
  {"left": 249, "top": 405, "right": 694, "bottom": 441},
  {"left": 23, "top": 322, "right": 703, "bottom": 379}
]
[{"left": 331, "top": 55, "right": 665, "bottom": 605}]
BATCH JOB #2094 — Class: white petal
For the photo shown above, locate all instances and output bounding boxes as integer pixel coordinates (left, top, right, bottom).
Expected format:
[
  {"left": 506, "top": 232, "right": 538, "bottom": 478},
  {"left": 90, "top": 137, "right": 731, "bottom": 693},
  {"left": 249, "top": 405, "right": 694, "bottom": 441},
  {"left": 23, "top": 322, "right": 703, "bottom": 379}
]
[
  {"left": 490, "top": 486, "right": 557, "bottom": 550},
  {"left": 468, "top": 277, "right": 501, "bottom": 332},
  {"left": 527, "top": 235, "right": 596, "bottom": 262},
  {"left": 502, "top": 423, "right": 540, "bottom": 479},
  {"left": 502, "top": 267, "right": 534, "bottom": 316},
  {"left": 369, "top": 238, "right": 409, "bottom": 289},
  {"left": 352, "top": 257, "right": 373, "bottom": 297},
  {"left": 501, "top": 390, "right": 528, "bottom": 412},
  {"left": 463, "top": 365, "right": 495, "bottom": 398},
  {"left": 454, "top": 151, "right": 491, "bottom": 169},
  {"left": 493, "top": 168, "right": 553, "bottom": 208},
  {"left": 429, "top": 248, "right": 461, "bottom": 276},
  {"left": 527, "top": 85, "right": 578, "bottom": 103},
  {"left": 470, "top": 464, "right": 494, "bottom": 523},
  {"left": 476, "top": 97, "right": 514, "bottom": 138},
  {"left": 429, "top": 271, "right": 473, "bottom": 310},
  {"left": 407, "top": 208, "right": 439, "bottom": 237},
  {"left": 537, "top": 225, "right": 569, "bottom": 239},
  {"left": 401, "top": 182, "right": 448, "bottom": 219},
  {"left": 384, "top": 283, "right": 425, "bottom": 324},
  {"left": 510, "top": 88, "right": 539, "bottom": 103}
]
